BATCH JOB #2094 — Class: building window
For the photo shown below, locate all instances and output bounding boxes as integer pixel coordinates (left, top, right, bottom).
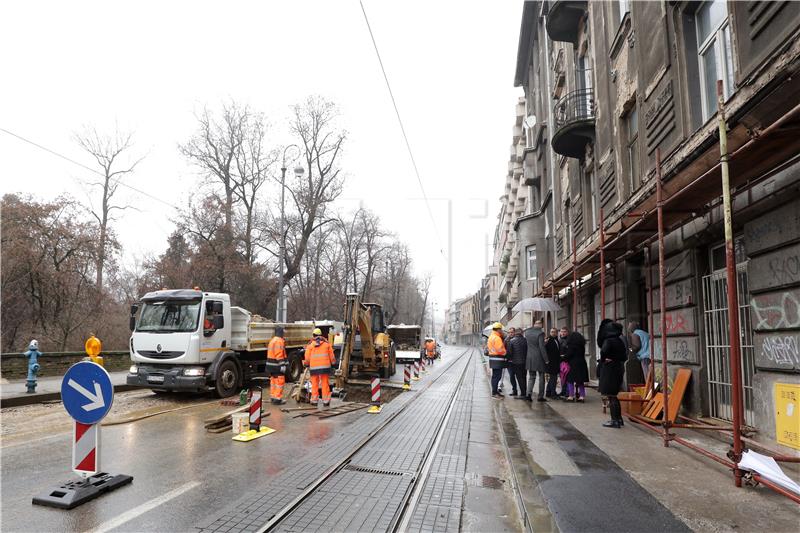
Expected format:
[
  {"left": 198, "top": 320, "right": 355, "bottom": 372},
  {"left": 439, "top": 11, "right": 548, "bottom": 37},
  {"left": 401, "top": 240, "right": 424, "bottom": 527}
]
[
  {"left": 626, "top": 105, "right": 640, "bottom": 193},
  {"left": 583, "top": 169, "right": 598, "bottom": 232},
  {"left": 527, "top": 245, "right": 538, "bottom": 282},
  {"left": 695, "top": 0, "right": 734, "bottom": 120}
]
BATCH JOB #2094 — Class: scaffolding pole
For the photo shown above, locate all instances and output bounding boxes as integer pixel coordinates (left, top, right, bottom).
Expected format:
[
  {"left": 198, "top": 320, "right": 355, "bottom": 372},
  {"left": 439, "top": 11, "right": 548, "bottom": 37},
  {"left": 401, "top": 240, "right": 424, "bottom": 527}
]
[
  {"left": 572, "top": 237, "right": 578, "bottom": 330},
  {"left": 646, "top": 247, "right": 656, "bottom": 400},
  {"left": 717, "top": 79, "right": 745, "bottom": 487},
  {"left": 600, "top": 208, "right": 606, "bottom": 321},
  {"left": 656, "top": 148, "right": 671, "bottom": 448}
]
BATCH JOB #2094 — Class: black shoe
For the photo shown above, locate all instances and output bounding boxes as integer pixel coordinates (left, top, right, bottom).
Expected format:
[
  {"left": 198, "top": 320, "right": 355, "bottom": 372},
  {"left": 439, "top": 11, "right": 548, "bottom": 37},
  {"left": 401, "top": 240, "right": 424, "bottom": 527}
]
[
  {"left": 322, "top": 402, "right": 330, "bottom": 407},
  {"left": 602, "top": 420, "right": 622, "bottom": 428},
  {"left": 492, "top": 394, "right": 503, "bottom": 399},
  {"left": 525, "top": 395, "right": 533, "bottom": 402},
  {"left": 510, "top": 391, "right": 518, "bottom": 397},
  {"left": 513, "top": 395, "right": 528, "bottom": 400},
  {"left": 618, "top": 418, "right": 624, "bottom": 427},
  {"left": 537, "top": 397, "right": 547, "bottom": 402},
  {"left": 271, "top": 399, "right": 286, "bottom": 405}
]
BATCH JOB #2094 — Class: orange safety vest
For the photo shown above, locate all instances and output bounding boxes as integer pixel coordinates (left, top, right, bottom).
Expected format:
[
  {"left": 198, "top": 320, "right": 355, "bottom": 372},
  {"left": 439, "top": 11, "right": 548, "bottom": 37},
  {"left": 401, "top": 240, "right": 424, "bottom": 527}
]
[
  {"left": 267, "top": 336, "right": 286, "bottom": 364},
  {"left": 425, "top": 340, "right": 436, "bottom": 356},
  {"left": 304, "top": 338, "right": 336, "bottom": 375},
  {"left": 487, "top": 331, "right": 506, "bottom": 364}
]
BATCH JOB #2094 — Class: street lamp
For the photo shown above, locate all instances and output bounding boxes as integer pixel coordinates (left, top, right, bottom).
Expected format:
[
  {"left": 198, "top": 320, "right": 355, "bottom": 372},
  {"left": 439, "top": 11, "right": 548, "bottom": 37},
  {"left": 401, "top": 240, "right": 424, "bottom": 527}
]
[{"left": 276, "top": 145, "right": 304, "bottom": 323}]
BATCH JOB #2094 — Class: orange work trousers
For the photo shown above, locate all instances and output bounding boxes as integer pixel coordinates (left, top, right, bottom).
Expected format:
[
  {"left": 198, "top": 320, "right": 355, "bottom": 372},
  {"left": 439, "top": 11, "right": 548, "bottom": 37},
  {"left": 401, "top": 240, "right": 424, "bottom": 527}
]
[
  {"left": 270, "top": 374, "right": 285, "bottom": 402},
  {"left": 310, "top": 373, "right": 331, "bottom": 404}
]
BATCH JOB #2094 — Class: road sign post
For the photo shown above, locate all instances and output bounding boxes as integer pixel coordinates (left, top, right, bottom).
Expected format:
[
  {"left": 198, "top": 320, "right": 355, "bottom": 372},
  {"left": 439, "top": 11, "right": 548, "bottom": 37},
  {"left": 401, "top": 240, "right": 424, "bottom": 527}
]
[{"left": 32, "top": 361, "right": 132, "bottom": 509}]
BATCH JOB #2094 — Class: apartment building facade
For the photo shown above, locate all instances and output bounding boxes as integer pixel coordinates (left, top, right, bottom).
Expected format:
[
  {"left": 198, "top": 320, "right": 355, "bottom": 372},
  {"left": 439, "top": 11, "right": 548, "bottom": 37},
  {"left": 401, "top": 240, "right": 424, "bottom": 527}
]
[{"left": 506, "top": 0, "right": 800, "bottom": 451}]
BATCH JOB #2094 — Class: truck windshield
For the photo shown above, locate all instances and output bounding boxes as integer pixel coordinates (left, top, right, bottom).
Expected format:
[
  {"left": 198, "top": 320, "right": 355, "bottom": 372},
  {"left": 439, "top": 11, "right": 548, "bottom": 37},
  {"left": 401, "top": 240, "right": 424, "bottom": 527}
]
[{"left": 137, "top": 300, "right": 201, "bottom": 333}]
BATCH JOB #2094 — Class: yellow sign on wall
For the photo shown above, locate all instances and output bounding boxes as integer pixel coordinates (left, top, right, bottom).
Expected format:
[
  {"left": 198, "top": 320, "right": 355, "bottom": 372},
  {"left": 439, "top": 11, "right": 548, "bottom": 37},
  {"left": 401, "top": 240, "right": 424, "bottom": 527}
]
[{"left": 775, "top": 383, "right": 800, "bottom": 451}]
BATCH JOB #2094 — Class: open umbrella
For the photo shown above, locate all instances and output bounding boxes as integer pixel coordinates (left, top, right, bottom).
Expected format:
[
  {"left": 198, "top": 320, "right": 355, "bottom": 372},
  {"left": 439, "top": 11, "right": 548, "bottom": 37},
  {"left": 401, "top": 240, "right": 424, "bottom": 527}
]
[{"left": 511, "top": 297, "right": 561, "bottom": 313}]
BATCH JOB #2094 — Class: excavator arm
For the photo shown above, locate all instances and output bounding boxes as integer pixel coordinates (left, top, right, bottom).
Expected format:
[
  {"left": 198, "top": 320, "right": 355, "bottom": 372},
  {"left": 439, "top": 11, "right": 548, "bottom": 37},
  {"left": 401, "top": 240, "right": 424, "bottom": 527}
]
[{"left": 336, "top": 293, "right": 377, "bottom": 389}]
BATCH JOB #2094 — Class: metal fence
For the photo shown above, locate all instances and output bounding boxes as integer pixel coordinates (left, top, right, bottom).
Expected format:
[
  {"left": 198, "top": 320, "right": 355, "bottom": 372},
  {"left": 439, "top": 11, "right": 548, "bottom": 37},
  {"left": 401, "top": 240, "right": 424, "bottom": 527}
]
[{"left": 554, "top": 88, "right": 595, "bottom": 130}]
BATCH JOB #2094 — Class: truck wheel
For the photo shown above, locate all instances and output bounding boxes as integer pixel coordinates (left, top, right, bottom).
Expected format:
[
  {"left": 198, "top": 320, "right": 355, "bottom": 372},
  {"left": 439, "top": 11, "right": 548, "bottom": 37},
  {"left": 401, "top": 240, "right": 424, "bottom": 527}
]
[
  {"left": 214, "top": 359, "right": 240, "bottom": 398},
  {"left": 289, "top": 357, "right": 303, "bottom": 382}
]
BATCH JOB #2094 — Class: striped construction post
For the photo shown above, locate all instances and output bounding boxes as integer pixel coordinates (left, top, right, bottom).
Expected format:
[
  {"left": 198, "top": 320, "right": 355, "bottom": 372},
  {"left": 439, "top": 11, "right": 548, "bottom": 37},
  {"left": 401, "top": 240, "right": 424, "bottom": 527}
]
[
  {"left": 367, "top": 376, "right": 382, "bottom": 413},
  {"left": 249, "top": 386, "right": 262, "bottom": 431},
  {"left": 403, "top": 365, "right": 411, "bottom": 390},
  {"left": 72, "top": 422, "right": 99, "bottom": 477},
  {"left": 413, "top": 360, "right": 420, "bottom": 381},
  {"left": 421, "top": 356, "right": 427, "bottom": 373}
]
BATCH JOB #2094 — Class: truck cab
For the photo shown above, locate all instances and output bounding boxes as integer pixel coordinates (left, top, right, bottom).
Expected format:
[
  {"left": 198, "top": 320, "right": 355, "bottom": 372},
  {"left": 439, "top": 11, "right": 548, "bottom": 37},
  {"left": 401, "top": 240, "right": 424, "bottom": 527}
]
[{"left": 127, "top": 289, "right": 241, "bottom": 396}]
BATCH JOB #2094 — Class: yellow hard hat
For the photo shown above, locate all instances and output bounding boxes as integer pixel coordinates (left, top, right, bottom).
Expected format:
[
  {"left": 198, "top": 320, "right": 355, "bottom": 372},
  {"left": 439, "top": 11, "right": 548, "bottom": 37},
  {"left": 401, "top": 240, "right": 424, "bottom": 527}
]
[
  {"left": 313, "top": 328, "right": 323, "bottom": 336},
  {"left": 492, "top": 322, "right": 503, "bottom": 330}
]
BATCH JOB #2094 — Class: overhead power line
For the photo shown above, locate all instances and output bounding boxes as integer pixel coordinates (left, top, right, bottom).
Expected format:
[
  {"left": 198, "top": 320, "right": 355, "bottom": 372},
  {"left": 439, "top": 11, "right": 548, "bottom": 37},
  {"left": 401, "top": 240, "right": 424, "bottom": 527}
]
[
  {"left": 358, "top": 0, "right": 448, "bottom": 261},
  {"left": 0, "top": 127, "right": 179, "bottom": 209}
]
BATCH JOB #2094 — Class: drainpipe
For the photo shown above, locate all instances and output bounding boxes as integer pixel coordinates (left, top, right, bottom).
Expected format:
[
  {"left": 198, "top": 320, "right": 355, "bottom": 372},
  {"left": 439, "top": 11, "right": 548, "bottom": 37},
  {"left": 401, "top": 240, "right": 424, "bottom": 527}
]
[
  {"left": 543, "top": 15, "right": 558, "bottom": 277},
  {"left": 656, "top": 148, "right": 670, "bottom": 448}
]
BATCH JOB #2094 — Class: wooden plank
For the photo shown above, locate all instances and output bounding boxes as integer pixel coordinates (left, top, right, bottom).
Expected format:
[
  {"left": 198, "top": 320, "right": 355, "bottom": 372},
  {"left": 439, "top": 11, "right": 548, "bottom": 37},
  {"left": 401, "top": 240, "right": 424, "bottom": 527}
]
[
  {"left": 203, "top": 405, "right": 247, "bottom": 427},
  {"left": 666, "top": 368, "right": 692, "bottom": 423}
]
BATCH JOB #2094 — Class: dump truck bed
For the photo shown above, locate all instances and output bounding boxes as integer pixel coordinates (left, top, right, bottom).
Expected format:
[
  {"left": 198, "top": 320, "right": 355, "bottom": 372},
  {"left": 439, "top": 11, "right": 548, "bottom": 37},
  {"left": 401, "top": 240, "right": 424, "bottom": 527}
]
[{"left": 230, "top": 307, "right": 313, "bottom": 351}]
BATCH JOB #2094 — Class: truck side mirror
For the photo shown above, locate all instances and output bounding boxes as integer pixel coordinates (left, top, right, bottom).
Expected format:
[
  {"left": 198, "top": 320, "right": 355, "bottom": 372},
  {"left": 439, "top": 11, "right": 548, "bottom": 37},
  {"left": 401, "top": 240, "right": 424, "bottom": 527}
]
[
  {"left": 213, "top": 315, "right": 224, "bottom": 329},
  {"left": 129, "top": 316, "right": 136, "bottom": 331},
  {"left": 130, "top": 304, "right": 138, "bottom": 315},
  {"left": 212, "top": 301, "right": 223, "bottom": 314}
]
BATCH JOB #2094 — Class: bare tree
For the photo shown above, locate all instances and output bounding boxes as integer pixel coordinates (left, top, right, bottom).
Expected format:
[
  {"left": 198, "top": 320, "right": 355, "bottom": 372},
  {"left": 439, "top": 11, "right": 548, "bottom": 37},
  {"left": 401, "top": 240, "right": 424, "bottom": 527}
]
[
  {"left": 282, "top": 96, "right": 346, "bottom": 285},
  {"left": 233, "top": 112, "right": 277, "bottom": 265},
  {"left": 75, "top": 127, "right": 142, "bottom": 293}
]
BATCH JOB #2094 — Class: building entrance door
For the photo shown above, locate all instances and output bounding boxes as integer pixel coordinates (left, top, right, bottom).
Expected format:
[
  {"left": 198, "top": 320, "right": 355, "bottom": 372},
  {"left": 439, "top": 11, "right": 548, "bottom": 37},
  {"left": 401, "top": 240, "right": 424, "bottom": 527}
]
[{"left": 701, "top": 241, "right": 755, "bottom": 426}]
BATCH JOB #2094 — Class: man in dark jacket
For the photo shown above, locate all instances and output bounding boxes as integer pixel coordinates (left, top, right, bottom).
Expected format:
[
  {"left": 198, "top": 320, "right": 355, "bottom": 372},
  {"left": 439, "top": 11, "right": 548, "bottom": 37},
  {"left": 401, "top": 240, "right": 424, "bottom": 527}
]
[
  {"left": 544, "top": 328, "right": 561, "bottom": 397},
  {"left": 597, "top": 319, "right": 627, "bottom": 428},
  {"left": 524, "top": 320, "right": 549, "bottom": 402},
  {"left": 506, "top": 328, "right": 528, "bottom": 398}
]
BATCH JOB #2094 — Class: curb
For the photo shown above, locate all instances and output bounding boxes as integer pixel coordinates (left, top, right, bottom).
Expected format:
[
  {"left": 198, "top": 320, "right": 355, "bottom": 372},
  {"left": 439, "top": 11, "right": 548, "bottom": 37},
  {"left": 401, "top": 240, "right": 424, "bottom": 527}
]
[{"left": 1, "top": 384, "right": 139, "bottom": 408}]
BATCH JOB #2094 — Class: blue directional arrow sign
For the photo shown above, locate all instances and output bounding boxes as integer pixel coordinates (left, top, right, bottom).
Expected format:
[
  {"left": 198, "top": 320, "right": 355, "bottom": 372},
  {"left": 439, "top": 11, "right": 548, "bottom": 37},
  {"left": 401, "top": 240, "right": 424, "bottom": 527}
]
[{"left": 61, "top": 361, "right": 114, "bottom": 425}]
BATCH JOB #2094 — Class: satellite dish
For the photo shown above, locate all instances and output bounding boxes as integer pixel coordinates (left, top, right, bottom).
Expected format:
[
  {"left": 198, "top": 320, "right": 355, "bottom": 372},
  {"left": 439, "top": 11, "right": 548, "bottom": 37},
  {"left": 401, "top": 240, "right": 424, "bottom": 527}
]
[{"left": 524, "top": 115, "right": 537, "bottom": 129}]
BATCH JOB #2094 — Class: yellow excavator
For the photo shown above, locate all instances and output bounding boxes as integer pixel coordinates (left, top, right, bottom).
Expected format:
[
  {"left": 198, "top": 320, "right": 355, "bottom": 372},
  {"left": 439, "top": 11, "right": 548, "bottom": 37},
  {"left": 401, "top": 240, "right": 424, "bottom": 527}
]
[{"left": 334, "top": 293, "right": 396, "bottom": 391}]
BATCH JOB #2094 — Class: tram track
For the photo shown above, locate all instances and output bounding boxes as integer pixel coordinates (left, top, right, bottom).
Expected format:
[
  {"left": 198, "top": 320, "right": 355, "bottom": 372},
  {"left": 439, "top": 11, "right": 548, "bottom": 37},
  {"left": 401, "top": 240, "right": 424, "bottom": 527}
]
[{"left": 256, "top": 347, "right": 474, "bottom": 533}]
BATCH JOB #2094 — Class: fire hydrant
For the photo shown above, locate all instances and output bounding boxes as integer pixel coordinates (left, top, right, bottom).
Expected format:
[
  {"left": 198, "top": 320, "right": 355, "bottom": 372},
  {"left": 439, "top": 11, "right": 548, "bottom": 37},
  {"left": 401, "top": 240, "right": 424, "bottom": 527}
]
[{"left": 24, "top": 340, "right": 41, "bottom": 394}]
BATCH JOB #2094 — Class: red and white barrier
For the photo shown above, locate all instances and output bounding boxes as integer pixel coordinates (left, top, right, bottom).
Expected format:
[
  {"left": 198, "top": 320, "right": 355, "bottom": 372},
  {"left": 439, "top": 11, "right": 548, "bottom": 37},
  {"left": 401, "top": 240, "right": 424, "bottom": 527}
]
[
  {"left": 249, "top": 387, "right": 262, "bottom": 431},
  {"left": 403, "top": 365, "right": 411, "bottom": 390},
  {"left": 72, "top": 422, "right": 99, "bottom": 477},
  {"left": 371, "top": 376, "right": 381, "bottom": 405},
  {"left": 413, "top": 360, "right": 420, "bottom": 380}
]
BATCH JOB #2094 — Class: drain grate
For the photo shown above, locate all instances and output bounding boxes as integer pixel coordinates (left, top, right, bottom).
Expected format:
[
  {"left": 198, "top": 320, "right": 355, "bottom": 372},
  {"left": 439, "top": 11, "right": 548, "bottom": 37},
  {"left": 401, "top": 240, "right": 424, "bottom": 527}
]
[{"left": 344, "top": 464, "right": 411, "bottom": 477}]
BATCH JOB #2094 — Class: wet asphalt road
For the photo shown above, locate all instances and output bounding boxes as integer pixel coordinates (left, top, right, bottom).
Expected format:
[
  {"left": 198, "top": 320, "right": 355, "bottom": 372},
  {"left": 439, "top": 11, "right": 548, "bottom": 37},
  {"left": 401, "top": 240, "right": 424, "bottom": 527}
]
[{"left": 0, "top": 352, "right": 442, "bottom": 533}]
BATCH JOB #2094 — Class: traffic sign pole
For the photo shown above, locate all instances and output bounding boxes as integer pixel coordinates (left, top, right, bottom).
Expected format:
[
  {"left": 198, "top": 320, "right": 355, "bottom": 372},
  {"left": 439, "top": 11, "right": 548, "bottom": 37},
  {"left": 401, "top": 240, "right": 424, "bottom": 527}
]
[{"left": 32, "top": 361, "right": 132, "bottom": 509}]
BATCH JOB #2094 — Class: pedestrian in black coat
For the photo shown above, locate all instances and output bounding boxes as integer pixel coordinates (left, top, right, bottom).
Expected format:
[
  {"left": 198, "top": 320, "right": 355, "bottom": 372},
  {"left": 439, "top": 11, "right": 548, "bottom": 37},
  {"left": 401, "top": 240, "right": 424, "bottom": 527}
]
[
  {"left": 564, "top": 331, "right": 589, "bottom": 401},
  {"left": 597, "top": 319, "right": 627, "bottom": 428},
  {"left": 544, "top": 328, "right": 560, "bottom": 397},
  {"left": 507, "top": 329, "right": 528, "bottom": 398}
]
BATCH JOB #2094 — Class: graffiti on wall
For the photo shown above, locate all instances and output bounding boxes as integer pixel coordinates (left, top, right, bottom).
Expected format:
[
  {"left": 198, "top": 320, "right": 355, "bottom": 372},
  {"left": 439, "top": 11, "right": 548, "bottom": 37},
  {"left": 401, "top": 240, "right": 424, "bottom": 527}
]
[
  {"left": 653, "top": 278, "right": 694, "bottom": 310},
  {"left": 755, "top": 332, "right": 800, "bottom": 372},
  {"left": 652, "top": 336, "right": 700, "bottom": 364},
  {"left": 750, "top": 289, "right": 800, "bottom": 331},
  {"left": 653, "top": 309, "right": 697, "bottom": 336},
  {"left": 749, "top": 243, "right": 800, "bottom": 292}
]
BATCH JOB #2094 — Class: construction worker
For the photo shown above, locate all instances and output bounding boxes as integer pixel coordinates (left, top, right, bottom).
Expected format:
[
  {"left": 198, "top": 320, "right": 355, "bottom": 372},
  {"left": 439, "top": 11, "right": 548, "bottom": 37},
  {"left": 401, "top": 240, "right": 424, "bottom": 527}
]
[
  {"left": 424, "top": 337, "right": 436, "bottom": 366},
  {"left": 487, "top": 322, "right": 507, "bottom": 399},
  {"left": 266, "top": 326, "right": 287, "bottom": 405},
  {"left": 304, "top": 328, "right": 336, "bottom": 406}
]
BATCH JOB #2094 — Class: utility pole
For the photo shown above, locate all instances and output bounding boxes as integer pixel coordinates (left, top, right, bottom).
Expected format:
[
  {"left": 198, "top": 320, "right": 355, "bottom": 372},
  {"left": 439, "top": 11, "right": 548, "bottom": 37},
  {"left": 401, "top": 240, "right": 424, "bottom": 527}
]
[{"left": 276, "top": 145, "right": 304, "bottom": 323}]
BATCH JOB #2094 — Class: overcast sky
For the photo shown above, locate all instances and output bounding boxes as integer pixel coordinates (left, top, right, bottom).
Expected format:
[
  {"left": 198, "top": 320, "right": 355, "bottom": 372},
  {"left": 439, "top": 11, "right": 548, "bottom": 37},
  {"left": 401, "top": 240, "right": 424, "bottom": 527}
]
[{"left": 0, "top": 0, "right": 522, "bottom": 318}]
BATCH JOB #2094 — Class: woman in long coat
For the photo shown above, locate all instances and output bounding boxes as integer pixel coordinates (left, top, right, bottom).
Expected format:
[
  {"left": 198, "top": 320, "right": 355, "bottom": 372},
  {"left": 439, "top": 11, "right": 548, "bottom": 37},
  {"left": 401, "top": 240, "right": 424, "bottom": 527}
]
[
  {"left": 564, "top": 331, "right": 589, "bottom": 401},
  {"left": 597, "top": 319, "right": 627, "bottom": 428}
]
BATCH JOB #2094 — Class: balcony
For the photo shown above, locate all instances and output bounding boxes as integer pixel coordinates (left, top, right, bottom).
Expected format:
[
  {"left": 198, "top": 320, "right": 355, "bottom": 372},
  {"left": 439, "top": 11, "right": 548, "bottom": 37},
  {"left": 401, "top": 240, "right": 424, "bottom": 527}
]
[
  {"left": 552, "top": 88, "right": 595, "bottom": 159},
  {"left": 546, "top": 0, "right": 588, "bottom": 44}
]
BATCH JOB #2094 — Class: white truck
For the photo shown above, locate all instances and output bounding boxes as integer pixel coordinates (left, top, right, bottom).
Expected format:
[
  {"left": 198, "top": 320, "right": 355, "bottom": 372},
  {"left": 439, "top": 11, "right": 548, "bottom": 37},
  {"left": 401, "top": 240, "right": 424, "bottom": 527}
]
[
  {"left": 387, "top": 324, "right": 422, "bottom": 365},
  {"left": 126, "top": 289, "right": 315, "bottom": 397}
]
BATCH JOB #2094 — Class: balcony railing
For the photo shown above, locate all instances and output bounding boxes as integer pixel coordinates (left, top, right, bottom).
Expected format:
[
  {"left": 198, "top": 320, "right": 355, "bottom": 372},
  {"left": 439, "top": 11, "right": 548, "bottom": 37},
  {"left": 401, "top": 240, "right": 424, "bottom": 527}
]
[{"left": 552, "top": 88, "right": 596, "bottom": 158}]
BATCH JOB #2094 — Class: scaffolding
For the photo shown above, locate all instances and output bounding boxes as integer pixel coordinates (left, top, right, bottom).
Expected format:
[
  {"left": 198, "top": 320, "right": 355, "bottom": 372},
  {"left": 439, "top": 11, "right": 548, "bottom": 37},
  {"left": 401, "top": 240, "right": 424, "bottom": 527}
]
[{"left": 537, "top": 82, "right": 800, "bottom": 503}]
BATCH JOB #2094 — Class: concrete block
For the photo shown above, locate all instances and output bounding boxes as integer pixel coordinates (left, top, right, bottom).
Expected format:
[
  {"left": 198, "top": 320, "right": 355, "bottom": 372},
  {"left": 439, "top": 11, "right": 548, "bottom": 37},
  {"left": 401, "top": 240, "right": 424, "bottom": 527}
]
[
  {"left": 743, "top": 198, "right": 800, "bottom": 256},
  {"left": 652, "top": 308, "right": 698, "bottom": 336},
  {"left": 651, "top": 336, "right": 700, "bottom": 364},
  {"left": 652, "top": 278, "right": 696, "bottom": 310},
  {"left": 750, "top": 287, "right": 800, "bottom": 331},
  {"left": 748, "top": 242, "right": 800, "bottom": 293},
  {"left": 754, "top": 331, "right": 800, "bottom": 372}
]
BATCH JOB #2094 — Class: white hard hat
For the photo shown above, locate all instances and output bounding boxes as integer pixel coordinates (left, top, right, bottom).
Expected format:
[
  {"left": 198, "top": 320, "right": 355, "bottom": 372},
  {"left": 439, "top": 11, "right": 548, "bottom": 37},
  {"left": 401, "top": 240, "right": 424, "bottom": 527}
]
[{"left": 30, "top": 339, "right": 38, "bottom": 349}]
